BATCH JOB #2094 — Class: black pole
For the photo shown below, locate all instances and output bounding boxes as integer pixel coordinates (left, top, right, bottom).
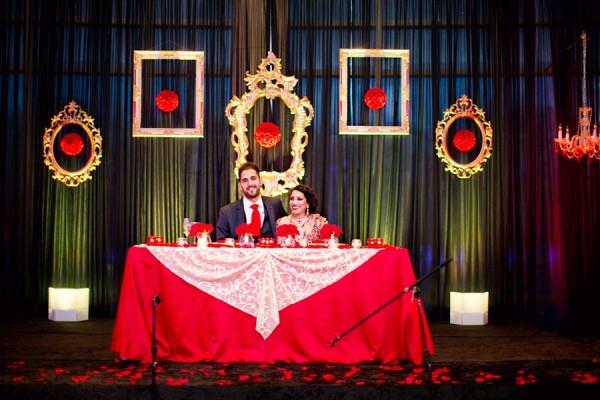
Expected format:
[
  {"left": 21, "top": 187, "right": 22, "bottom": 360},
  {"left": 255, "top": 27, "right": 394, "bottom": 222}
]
[
  {"left": 151, "top": 295, "right": 161, "bottom": 400},
  {"left": 330, "top": 258, "right": 452, "bottom": 347}
]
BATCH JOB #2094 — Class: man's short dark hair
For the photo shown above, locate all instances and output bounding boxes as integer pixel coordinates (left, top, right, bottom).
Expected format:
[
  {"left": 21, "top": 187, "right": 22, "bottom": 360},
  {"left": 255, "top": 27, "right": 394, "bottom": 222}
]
[{"left": 238, "top": 162, "right": 260, "bottom": 179}]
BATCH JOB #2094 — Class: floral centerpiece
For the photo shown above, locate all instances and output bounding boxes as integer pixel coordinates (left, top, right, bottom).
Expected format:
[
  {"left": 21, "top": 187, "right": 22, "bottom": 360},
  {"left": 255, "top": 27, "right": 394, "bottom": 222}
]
[
  {"left": 320, "top": 224, "right": 343, "bottom": 239},
  {"left": 276, "top": 224, "right": 299, "bottom": 247},
  {"left": 190, "top": 223, "right": 214, "bottom": 236},
  {"left": 190, "top": 223, "right": 213, "bottom": 248},
  {"left": 320, "top": 224, "right": 343, "bottom": 249},
  {"left": 236, "top": 223, "right": 259, "bottom": 248}
]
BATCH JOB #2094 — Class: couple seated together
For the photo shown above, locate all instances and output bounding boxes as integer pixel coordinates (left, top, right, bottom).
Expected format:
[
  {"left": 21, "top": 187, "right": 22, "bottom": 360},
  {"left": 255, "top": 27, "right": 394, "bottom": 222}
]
[{"left": 215, "top": 162, "right": 327, "bottom": 243}]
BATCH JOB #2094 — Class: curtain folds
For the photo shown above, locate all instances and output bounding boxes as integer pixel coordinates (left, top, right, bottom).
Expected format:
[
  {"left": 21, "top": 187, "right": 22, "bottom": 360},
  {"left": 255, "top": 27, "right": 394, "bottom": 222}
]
[{"left": 1, "top": 0, "right": 599, "bottom": 333}]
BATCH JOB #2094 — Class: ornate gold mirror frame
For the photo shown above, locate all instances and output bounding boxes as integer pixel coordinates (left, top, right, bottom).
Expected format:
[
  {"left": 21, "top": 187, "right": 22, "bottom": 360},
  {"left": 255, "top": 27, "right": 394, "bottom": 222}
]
[
  {"left": 43, "top": 101, "right": 102, "bottom": 187},
  {"left": 225, "top": 52, "right": 314, "bottom": 196},
  {"left": 435, "top": 95, "right": 493, "bottom": 179}
]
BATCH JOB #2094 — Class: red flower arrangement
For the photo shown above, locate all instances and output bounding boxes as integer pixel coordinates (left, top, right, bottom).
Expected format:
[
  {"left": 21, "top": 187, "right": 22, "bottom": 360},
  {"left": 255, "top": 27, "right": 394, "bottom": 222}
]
[
  {"left": 155, "top": 90, "right": 179, "bottom": 113},
  {"left": 60, "top": 133, "right": 85, "bottom": 156},
  {"left": 190, "top": 223, "right": 214, "bottom": 236},
  {"left": 276, "top": 224, "right": 300, "bottom": 237},
  {"left": 320, "top": 224, "right": 343, "bottom": 239},
  {"left": 254, "top": 122, "right": 282, "bottom": 148},
  {"left": 363, "top": 88, "right": 387, "bottom": 110},
  {"left": 452, "top": 129, "right": 477, "bottom": 152},
  {"left": 235, "top": 223, "right": 260, "bottom": 237}
]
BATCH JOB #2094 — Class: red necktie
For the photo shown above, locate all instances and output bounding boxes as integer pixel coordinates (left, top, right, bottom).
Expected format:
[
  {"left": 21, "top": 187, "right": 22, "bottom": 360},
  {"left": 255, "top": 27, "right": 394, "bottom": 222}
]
[{"left": 250, "top": 204, "right": 261, "bottom": 236}]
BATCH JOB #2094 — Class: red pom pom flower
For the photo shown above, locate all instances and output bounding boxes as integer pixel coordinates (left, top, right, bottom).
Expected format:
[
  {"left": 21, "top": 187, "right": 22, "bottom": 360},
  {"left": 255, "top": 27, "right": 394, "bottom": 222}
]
[
  {"left": 235, "top": 223, "right": 260, "bottom": 237},
  {"left": 155, "top": 90, "right": 179, "bottom": 113},
  {"left": 254, "top": 122, "right": 282, "bottom": 148},
  {"left": 60, "top": 133, "right": 85, "bottom": 156},
  {"left": 190, "top": 223, "right": 214, "bottom": 236},
  {"left": 320, "top": 224, "right": 343, "bottom": 239},
  {"left": 276, "top": 224, "right": 300, "bottom": 237},
  {"left": 364, "top": 88, "right": 387, "bottom": 110},
  {"left": 452, "top": 129, "right": 477, "bottom": 153}
]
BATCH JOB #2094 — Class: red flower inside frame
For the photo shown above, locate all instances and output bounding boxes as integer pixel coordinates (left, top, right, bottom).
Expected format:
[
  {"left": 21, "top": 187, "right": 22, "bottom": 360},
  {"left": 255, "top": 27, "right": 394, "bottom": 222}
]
[
  {"left": 452, "top": 129, "right": 477, "bottom": 153},
  {"left": 255, "top": 122, "right": 282, "bottom": 148},
  {"left": 364, "top": 88, "right": 387, "bottom": 110},
  {"left": 155, "top": 90, "right": 179, "bottom": 113},
  {"left": 320, "top": 224, "right": 343, "bottom": 239},
  {"left": 190, "top": 223, "right": 214, "bottom": 236},
  {"left": 59, "top": 133, "right": 85, "bottom": 156},
  {"left": 276, "top": 224, "right": 299, "bottom": 237}
]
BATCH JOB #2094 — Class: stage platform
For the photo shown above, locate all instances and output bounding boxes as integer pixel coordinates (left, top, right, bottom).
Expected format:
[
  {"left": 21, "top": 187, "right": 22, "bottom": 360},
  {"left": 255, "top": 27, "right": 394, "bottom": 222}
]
[{"left": 1, "top": 318, "right": 599, "bottom": 399}]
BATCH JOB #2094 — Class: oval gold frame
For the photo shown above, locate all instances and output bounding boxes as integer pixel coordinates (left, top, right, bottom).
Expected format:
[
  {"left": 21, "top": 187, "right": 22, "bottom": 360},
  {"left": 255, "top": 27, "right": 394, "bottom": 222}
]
[
  {"left": 435, "top": 95, "right": 493, "bottom": 179},
  {"left": 225, "top": 52, "right": 314, "bottom": 197},
  {"left": 42, "top": 101, "right": 102, "bottom": 187}
]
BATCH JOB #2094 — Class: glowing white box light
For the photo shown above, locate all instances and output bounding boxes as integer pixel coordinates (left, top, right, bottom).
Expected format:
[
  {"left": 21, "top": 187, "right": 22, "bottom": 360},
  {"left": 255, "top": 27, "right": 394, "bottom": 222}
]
[
  {"left": 450, "top": 291, "right": 488, "bottom": 325},
  {"left": 48, "top": 288, "right": 89, "bottom": 322}
]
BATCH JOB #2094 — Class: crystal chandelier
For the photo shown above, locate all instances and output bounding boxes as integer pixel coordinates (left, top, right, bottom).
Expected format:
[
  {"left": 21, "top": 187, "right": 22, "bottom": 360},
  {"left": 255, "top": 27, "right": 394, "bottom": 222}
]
[{"left": 555, "top": 32, "right": 600, "bottom": 161}]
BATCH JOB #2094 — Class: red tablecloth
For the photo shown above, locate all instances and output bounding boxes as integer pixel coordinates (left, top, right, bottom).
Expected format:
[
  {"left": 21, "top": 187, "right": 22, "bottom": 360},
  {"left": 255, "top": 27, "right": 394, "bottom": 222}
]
[{"left": 111, "top": 246, "right": 433, "bottom": 364}]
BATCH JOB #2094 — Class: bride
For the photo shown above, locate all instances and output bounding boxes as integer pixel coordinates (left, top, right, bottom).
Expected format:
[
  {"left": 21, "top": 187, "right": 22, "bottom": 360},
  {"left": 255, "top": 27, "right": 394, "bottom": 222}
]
[{"left": 276, "top": 184, "right": 327, "bottom": 244}]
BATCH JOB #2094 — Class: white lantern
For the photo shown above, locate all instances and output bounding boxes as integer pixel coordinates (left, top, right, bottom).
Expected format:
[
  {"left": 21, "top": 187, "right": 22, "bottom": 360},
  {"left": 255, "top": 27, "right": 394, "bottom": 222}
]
[
  {"left": 450, "top": 291, "right": 488, "bottom": 325},
  {"left": 48, "top": 288, "right": 89, "bottom": 322}
]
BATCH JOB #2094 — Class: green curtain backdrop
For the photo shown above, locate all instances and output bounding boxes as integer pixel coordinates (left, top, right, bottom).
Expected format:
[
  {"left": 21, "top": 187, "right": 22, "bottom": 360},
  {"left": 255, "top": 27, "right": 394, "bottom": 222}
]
[{"left": 1, "top": 0, "right": 599, "bottom": 334}]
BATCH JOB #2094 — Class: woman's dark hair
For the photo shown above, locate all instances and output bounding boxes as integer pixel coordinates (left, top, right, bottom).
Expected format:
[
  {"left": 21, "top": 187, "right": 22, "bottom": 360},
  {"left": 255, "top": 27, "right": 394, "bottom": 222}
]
[{"left": 291, "top": 184, "right": 319, "bottom": 213}]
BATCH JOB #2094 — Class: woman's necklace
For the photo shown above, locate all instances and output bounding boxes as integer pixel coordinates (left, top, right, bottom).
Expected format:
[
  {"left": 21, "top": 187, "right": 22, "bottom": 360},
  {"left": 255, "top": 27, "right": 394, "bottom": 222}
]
[{"left": 291, "top": 213, "right": 310, "bottom": 226}]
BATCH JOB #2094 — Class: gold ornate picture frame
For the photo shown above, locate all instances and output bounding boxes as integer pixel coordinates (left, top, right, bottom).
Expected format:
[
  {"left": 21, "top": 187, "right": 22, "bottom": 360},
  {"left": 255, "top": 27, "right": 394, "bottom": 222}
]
[
  {"left": 42, "top": 101, "right": 102, "bottom": 187},
  {"left": 225, "top": 52, "right": 314, "bottom": 197},
  {"left": 339, "top": 49, "right": 410, "bottom": 135},
  {"left": 435, "top": 95, "right": 493, "bottom": 179},
  {"left": 132, "top": 50, "right": 204, "bottom": 138}
]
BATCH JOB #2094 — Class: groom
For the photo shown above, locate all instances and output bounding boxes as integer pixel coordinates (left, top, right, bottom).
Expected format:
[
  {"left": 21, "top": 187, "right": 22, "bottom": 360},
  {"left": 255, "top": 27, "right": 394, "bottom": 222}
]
[{"left": 216, "top": 162, "right": 286, "bottom": 240}]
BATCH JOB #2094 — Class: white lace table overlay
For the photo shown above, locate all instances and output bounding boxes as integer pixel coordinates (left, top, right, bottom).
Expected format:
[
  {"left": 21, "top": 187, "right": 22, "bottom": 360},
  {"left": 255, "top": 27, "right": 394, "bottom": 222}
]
[{"left": 144, "top": 246, "right": 382, "bottom": 338}]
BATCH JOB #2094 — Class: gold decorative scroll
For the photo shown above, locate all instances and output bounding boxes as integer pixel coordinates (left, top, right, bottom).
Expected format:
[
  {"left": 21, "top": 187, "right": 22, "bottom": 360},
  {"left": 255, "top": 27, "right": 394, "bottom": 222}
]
[
  {"left": 42, "top": 101, "right": 102, "bottom": 187},
  {"left": 435, "top": 95, "right": 493, "bottom": 179},
  {"left": 339, "top": 48, "right": 410, "bottom": 135},
  {"left": 225, "top": 51, "right": 314, "bottom": 197},
  {"left": 132, "top": 50, "right": 204, "bottom": 138}
]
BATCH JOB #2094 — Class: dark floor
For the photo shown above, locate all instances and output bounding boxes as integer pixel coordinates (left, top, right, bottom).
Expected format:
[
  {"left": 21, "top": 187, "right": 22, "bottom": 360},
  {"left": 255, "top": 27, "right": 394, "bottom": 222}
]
[{"left": 1, "top": 318, "right": 599, "bottom": 400}]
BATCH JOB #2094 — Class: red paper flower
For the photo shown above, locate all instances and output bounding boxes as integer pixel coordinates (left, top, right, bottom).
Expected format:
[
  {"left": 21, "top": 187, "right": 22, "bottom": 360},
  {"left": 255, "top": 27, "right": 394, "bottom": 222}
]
[
  {"left": 452, "top": 129, "right": 477, "bottom": 152},
  {"left": 59, "top": 133, "right": 85, "bottom": 156},
  {"left": 235, "top": 223, "right": 260, "bottom": 237},
  {"left": 364, "top": 88, "right": 387, "bottom": 110},
  {"left": 276, "top": 224, "right": 300, "bottom": 237},
  {"left": 320, "top": 224, "right": 343, "bottom": 239},
  {"left": 155, "top": 90, "right": 179, "bottom": 113},
  {"left": 254, "top": 122, "right": 282, "bottom": 148},
  {"left": 190, "top": 223, "right": 214, "bottom": 236}
]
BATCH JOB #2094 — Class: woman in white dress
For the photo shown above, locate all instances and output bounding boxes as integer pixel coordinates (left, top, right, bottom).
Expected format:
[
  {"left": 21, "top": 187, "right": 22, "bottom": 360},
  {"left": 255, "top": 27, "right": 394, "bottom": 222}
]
[{"left": 276, "top": 184, "right": 327, "bottom": 244}]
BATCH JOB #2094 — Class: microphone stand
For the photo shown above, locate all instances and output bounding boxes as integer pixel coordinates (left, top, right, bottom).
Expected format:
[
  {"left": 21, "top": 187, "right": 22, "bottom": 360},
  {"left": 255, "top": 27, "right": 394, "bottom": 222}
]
[
  {"left": 151, "top": 295, "right": 161, "bottom": 400},
  {"left": 329, "top": 258, "right": 452, "bottom": 399}
]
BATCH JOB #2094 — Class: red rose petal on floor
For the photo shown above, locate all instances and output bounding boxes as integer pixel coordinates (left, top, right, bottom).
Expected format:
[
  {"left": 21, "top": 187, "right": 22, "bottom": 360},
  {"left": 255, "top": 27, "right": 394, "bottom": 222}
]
[
  {"left": 344, "top": 366, "right": 361, "bottom": 377},
  {"left": 71, "top": 375, "right": 90, "bottom": 384},
  {"left": 12, "top": 375, "right": 25, "bottom": 383},
  {"left": 238, "top": 374, "right": 250, "bottom": 382},
  {"left": 322, "top": 373, "right": 335, "bottom": 382},
  {"left": 280, "top": 370, "right": 293, "bottom": 381},
  {"left": 215, "top": 379, "right": 233, "bottom": 386},
  {"left": 475, "top": 377, "right": 485, "bottom": 383},
  {"left": 165, "top": 377, "right": 189, "bottom": 387}
]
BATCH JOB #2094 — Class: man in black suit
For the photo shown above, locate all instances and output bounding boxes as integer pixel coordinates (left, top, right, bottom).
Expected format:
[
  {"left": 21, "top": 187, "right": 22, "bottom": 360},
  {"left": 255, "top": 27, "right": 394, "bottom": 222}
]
[{"left": 216, "top": 162, "right": 286, "bottom": 240}]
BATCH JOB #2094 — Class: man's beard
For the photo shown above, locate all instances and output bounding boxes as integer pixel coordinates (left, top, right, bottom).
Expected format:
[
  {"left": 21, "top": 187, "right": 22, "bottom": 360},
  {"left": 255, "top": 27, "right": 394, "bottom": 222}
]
[{"left": 243, "top": 186, "right": 260, "bottom": 199}]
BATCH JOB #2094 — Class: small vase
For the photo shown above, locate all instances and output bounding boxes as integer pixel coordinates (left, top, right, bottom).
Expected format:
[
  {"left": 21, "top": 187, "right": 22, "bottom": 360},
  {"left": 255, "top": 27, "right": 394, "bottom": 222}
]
[
  {"left": 197, "top": 232, "right": 211, "bottom": 249},
  {"left": 279, "top": 235, "right": 295, "bottom": 248},
  {"left": 328, "top": 234, "right": 339, "bottom": 249},
  {"left": 239, "top": 233, "right": 254, "bottom": 248}
]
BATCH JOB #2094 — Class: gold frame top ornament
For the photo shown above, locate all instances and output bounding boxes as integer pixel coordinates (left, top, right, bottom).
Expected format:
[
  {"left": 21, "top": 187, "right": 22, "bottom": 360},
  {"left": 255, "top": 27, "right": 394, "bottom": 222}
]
[
  {"left": 435, "top": 95, "right": 493, "bottom": 179},
  {"left": 43, "top": 101, "right": 102, "bottom": 187},
  {"left": 225, "top": 51, "right": 314, "bottom": 196}
]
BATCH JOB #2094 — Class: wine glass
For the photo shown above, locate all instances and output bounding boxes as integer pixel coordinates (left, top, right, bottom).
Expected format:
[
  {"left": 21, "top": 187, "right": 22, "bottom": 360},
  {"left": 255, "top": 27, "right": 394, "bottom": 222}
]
[{"left": 183, "top": 218, "right": 191, "bottom": 242}]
